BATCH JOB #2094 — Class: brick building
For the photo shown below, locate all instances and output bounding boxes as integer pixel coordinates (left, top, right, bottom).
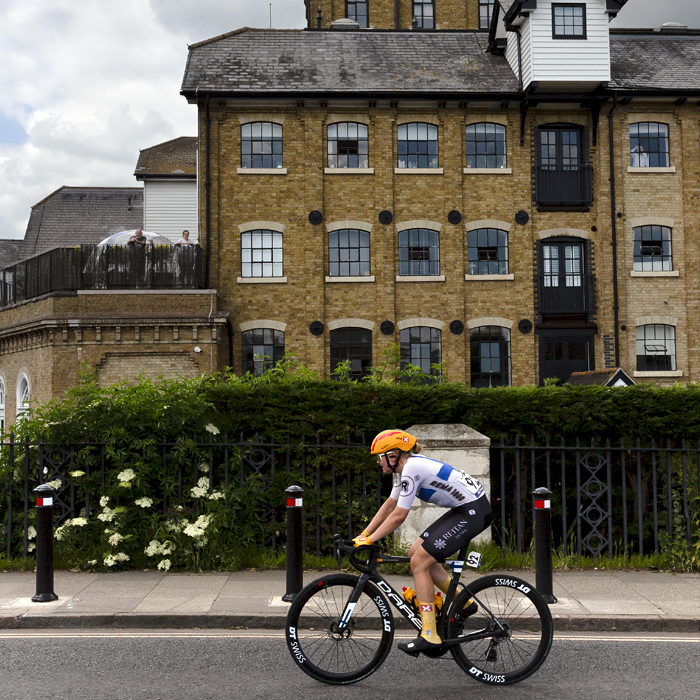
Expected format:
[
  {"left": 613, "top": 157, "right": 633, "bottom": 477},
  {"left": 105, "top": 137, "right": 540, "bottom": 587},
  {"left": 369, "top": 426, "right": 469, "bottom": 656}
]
[{"left": 180, "top": 0, "right": 700, "bottom": 386}]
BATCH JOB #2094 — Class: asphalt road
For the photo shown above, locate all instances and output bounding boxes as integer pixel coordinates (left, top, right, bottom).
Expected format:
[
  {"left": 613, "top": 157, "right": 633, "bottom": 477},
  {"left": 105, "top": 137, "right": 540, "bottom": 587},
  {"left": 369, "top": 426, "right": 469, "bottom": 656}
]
[{"left": 0, "top": 630, "right": 698, "bottom": 700}]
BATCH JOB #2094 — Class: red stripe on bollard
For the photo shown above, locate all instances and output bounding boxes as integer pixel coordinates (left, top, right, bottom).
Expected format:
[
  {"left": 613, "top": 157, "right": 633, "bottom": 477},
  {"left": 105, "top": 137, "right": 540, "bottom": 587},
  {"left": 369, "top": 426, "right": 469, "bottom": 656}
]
[
  {"left": 36, "top": 497, "right": 53, "bottom": 507},
  {"left": 534, "top": 499, "right": 550, "bottom": 510},
  {"left": 287, "top": 498, "right": 302, "bottom": 507}
]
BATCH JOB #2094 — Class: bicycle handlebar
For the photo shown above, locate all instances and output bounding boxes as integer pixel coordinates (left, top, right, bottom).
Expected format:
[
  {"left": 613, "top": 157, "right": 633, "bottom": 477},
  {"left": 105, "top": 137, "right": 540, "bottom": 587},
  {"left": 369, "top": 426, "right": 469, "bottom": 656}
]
[{"left": 333, "top": 533, "right": 381, "bottom": 573}]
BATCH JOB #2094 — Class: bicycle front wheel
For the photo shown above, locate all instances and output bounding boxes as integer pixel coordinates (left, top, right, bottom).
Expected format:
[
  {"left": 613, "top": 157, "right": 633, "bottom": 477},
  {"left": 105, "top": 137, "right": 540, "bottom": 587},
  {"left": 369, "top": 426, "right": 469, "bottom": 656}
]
[
  {"left": 447, "top": 574, "right": 553, "bottom": 685},
  {"left": 285, "top": 573, "right": 394, "bottom": 685}
]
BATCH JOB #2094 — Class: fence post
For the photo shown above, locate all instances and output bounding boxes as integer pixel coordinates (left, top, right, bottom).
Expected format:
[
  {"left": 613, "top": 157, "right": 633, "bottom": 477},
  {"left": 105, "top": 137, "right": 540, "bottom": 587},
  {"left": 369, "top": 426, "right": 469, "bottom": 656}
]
[
  {"left": 282, "top": 485, "right": 304, "bottom": 603},
  {"left": 533, "top": 487, "right": 557, "bottom": 604},
  {"left": 32, "top": 484, "right": 58, "bottom": 603}
]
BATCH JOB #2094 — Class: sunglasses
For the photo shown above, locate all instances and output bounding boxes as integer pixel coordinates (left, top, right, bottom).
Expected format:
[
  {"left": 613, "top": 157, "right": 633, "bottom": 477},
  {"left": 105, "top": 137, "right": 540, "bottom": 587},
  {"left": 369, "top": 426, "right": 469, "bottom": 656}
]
[{"left": 376, "top": 451, "right": 400, "bottom": 463}]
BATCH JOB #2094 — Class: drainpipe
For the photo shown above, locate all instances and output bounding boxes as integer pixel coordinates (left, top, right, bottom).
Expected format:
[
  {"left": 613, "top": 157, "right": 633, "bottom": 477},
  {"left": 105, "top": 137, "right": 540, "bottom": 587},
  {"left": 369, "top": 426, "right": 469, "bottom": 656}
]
[
  {"left": 395, "top": 0, "right": 399, "bottom": 29},
  {"left": 607, "top": 99, "right": 620, "bottom": 367},
  {"left": 204, "top": 93, "right": 211, "bottom": 289}
]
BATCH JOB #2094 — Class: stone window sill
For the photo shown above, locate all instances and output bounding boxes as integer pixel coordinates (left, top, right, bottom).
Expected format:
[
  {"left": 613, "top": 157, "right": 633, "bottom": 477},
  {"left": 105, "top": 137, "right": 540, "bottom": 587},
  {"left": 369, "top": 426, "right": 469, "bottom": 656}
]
[
  {"left": 630, "top": 270, "right": 679, "bottom": 277},
  {"left": 325, "top": 276, "right": 376, "bottom": 283},
  {"left": 463, "top": 168, "right": 513, "bottom": 175},
  {"left": 633, "top": 370, "right": 682, "bottom": 378},
  {"left": 324, "top": 168, "right": 374, "bottom": 174},
  {"left": 395, "top": 275, "right": 445, "bottom": 282},
  {"left": 627, "top": 166, "right": 676, "bottom": 174},
  {"left": 236, "top": 168, "right": 288, "bottom": 175},
  {"left": 394, "top": 168, "right": 444, "bottom": 175},
  {"left": 464, "top": 274, "right": 515, "bottom": 281},
  {"left": 237, "top": 277, "right": 288, "bottom": 284}
]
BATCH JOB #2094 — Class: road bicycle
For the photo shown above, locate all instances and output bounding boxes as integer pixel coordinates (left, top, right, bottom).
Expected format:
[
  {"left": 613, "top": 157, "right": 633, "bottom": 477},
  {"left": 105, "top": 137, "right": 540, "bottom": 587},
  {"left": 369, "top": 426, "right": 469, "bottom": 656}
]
[{"left": 286, "top": 534, "right": 553, "bottom": 686}]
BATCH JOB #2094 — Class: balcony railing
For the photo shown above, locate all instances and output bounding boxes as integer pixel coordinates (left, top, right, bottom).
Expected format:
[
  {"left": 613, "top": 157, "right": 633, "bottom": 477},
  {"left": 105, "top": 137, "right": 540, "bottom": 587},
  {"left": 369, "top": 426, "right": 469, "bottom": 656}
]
[
  {"left": 538, "top": 274, "right": 596, "bottom": 314},
  {"left": 0, "top": 245, "right": 203, "bottom": 308},
  {"left": 535, "top": 164, "right": 593, "bottom": 207}
]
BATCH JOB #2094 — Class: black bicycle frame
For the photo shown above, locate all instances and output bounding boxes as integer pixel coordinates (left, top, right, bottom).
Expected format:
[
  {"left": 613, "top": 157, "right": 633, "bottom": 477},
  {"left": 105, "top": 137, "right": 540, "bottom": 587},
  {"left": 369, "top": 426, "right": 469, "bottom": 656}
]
[{"left": 334, "top": 537, "right": 504, "bottom": 647}]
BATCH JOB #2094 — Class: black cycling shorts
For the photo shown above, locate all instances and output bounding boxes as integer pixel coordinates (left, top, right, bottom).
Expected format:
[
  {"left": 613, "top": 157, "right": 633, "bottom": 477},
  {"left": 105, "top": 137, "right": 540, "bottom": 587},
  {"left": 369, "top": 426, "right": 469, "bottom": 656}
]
[{"left": 419, "top": 495, "right": 492, "bottom": 559}]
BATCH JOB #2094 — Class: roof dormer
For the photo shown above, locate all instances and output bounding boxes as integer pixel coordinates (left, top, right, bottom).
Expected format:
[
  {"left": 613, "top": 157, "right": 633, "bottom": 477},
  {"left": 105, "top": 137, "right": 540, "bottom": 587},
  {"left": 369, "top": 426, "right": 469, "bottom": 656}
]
[{"left": 491, "top": 0, "right": 628, "bottom": 91}]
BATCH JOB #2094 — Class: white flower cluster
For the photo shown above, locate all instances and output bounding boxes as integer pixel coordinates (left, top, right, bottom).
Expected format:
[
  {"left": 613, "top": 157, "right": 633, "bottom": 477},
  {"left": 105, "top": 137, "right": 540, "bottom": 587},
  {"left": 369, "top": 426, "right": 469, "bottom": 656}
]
[
  {"left": 208, "top": 491, "right": 225, "bottom": 501},
  {"left": 157, "top": 559, "right": 171, "bottom": 572},
  {"left": 100, "top": 496, "right": 109, "bottom": 508},
  {"left": 205, "top": 423, "right": 220, "bottom": 435},
  {"left": 191, "top": 477, "right": 209, "bottom": 499},
  {"left": 97, "top": 506, "right": 115, "bottom": 522},
  {"left": 108, "top": 533, "right": 124, "bottom": 547},
  {"left": 164, "top": 519, "right": 185, "bottom": 533},
  {"left": 134, "top": 497, "right": 153, "bottom": 509},
  {"left": 69, "top": 470, "right": 86, "bottom": 478},
  {"left": 198, "top": 462, "right": 209, "bottom": 473},
  {"left": 103, "top": 553, "right": 130, "bottom": 567},
  {"left": 144, "top": 540, "right": 173, "bottom": 557},
  {"left": 183, "top": 514, "right": 211, "bottom": 539},
  {"left": 53, "top": 517, "right": 87, "bottom": 541},
  {"left": 27, "top": 526, "right": 37, "bottom": 540},
  {"left": 47, "top": 479, "right": 62, "bottom": 490},
  {"left": 117, "top": 468, "right": 136, "bottom": 487}
]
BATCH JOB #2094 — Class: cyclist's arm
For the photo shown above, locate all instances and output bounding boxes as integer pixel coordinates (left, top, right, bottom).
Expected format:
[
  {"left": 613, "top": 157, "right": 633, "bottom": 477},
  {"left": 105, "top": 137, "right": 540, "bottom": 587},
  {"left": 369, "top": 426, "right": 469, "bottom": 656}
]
[
  {"left": 368, "top": 506, "right": 410, "bottom": 542},
  {"left": 363, "top": 496, "right": 398, "bottom": 535}
]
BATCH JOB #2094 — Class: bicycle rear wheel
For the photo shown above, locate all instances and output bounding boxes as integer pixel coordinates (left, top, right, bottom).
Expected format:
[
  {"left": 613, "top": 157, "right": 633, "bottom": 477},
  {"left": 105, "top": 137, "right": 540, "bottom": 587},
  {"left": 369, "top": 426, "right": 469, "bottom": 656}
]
[
  {"left": 285, "top": 573, "right": 394, "bottom": 685},
  {"left": 447, "top": 574, "right": 553, "bottom": 685}
]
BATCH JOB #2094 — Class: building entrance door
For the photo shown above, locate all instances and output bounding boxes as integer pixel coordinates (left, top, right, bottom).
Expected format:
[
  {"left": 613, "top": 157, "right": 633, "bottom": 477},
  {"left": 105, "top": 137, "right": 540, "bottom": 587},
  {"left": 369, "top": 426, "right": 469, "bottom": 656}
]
[{"left": 539, "top": 332, "right": 594, "bottom": 384}]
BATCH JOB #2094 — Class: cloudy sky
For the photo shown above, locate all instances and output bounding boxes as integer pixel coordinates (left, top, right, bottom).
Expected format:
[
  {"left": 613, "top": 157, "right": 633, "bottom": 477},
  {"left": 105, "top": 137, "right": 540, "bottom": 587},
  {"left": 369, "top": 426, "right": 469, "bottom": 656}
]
[{"left": 1, "top": 0, "right": 699, "bottom": 240}]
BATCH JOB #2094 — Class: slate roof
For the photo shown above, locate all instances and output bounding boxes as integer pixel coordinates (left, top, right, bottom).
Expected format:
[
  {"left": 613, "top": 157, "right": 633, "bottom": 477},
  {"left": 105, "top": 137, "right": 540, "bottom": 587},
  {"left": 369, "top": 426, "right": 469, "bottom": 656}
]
[
  {"left": 10, "top": 186, "right": 144, "bottom": 265},
  {"left": 609, "top": 34, "right": 700, "bottom": 91},
  {"left": 182, "top": 27, "right": 700, "bottom": 97},
  {"left": 182, "top": 29, "right": 520, "bottom": 97},
  {"left": 134, "top": 136, "right": 198, "bottom": 180},
  {"left": 0, "top": 241, "right": 23, "bottom": 270}
]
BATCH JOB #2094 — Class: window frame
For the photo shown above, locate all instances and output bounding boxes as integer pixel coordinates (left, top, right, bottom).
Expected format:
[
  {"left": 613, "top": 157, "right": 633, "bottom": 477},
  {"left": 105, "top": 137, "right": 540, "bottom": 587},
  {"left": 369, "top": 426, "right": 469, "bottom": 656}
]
[
  {"left": 552, "top": 3, "right": 587, "bottom": 40},
  {"left": 346, "top": 0, "right": 368, "bottom": 28},
  {"left": 0, "top": 377, "right": 5, "bottom": 433},
  {"left": 330, "top": 327, "right": 373, "bottom": 380},
  {"left": 16, "top": 373, "right": 29, "bottom": 418},
  {"left": 241, "top": 328, "right": 285, "bottom": 376},
  {"left": 633, "top": 225, "right": 673, "bottom": 272},
  {"left": 327, "top": 122, "right": 369, "bottom": 169},
  {"left": 478, "top": 0, "right": 495, "bottom": 30},
  {"left": 241, "top": 229, "right": 284, "bottom": 278},
  {"left": 629, "top": 122, "right": 670, "bottom": 168},
  {"left": 397, "top": 122, "right": 439, "bottom": 169},
  {"left": 470, "top": 326, "right": 512, "bottom": 388},
  {"left": 328, "top": 228, "right": 371, "bottom": 277},
  {"left": 636, "top": 324, "right": 676, "bottom": 372},
  {"left": 398, "top": 228, "right": 440, "bottom": 276},
  {"left": 240, "top": 122, "right": 283, "bottom": 170},
  {"left": 466, "top": 123, "right": 507, "bottom": 170},
  {"left": 399, "top": 326, "right": 442, "bottom": 381},
  {"left": 412, "top": 0, "right": 435, "bottom": 29},
  {"left": 467, "top": 228, "right": 509, "bottom": 275}
]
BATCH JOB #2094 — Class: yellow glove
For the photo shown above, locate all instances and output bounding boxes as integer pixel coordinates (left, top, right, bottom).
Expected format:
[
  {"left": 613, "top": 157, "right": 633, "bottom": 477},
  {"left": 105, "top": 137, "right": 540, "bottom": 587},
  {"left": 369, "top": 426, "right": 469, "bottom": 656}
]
[{"left": 352, "top": 533, "right": 373, "bottom": 547}]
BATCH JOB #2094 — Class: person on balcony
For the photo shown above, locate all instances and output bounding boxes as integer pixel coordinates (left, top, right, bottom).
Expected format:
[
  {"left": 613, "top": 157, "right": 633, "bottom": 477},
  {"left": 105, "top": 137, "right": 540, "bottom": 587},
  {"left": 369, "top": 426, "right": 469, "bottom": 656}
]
[
  {"left": 174, "top": 230, "right": 198, "bottom": 247},
  {"left": 127, "top": 229, "right": 148, "bottom": 247}
]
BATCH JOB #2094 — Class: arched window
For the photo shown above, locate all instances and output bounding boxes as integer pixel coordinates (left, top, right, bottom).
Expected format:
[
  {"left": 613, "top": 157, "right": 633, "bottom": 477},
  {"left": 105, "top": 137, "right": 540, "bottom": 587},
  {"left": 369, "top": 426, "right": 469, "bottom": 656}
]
[
  {"left": 636, "top": 325, "right": 676, "bottom": 372},
  {"left": 328, "top": 229, "right": 370, "bottom": 277},
  {"left": 346, "top": 0, "right": 368, "bottom": 28},
  {"left": 467, "top": 228, "right": 509, "bottom": 275},
  {"left": 16, "top": 374, "right": 30, "bottom": 418},
  {"left": 633, "top": 225, "right": 672, "bottom": 272},
  {"left": 470, "top": 326, "right": 511, "bottom": 388},
  {"left": 630, "top": 123, "right": 669, "bottom": 168},
  {"left": 397, "top": 123, "right": 438, "bottom": 169},
  {"left": 242, "top": 329, "right": 285, "bottom": 376},
  {"left": 241, "top": 122, "right": 283, "bottom": 169},
  {"left": 0, "top": 377, "right": 5, "bottom": 432},
  {"left": 398, "top": 228, "right": 440, "bottom": 276},
  {"left": 330, "top": 327, "right": 372, "bottom": 379},
  {"left": 400, "top": 326, "right": 441, "bottom": 379},
  {"left": 241, "top": 229, "right": 283, "bottom": 277},
  {"left": 466, "top": 123, "right": 506, "bottom": 169},
  {"left": 327, "top": 122, "right": 369, "bottom": 168}
]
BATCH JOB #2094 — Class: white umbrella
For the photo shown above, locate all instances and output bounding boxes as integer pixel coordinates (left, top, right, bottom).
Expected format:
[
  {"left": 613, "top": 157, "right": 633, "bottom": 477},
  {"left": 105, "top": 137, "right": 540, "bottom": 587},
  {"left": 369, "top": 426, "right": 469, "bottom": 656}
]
[{"left": 98, "top": 230, "right": 172, "bottom": 246}]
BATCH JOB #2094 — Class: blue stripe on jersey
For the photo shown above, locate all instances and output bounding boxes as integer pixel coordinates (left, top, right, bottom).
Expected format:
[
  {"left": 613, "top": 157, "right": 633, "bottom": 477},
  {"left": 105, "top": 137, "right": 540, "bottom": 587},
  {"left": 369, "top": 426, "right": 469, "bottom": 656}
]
[
  {"left": 417, "top": 488, "right": 436, "bottom": 501},
  {"left": 436, "top": 464, "right": 454, "bottom": 481}
]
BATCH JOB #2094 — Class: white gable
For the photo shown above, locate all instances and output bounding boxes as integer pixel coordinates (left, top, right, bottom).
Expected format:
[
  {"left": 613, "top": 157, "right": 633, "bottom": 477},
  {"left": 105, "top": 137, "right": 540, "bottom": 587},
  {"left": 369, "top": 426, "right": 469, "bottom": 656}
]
[{"left": 502, "top": 0, "right": 612, "bottom": 90}]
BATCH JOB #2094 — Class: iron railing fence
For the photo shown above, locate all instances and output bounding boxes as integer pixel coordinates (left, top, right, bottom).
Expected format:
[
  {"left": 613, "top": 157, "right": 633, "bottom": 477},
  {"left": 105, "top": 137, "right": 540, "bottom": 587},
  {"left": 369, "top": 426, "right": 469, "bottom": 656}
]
[
  {"left": 491, "top": 437, "right": 700, "bottom": 559},
  {"left": 0, "top": 433, "right": 383, "bottom": 559},
  {"left": 0, "top": 245, "right": 203, "bottom": 307},
  {"left": 537, "top": 273, "right": 596, "bottom": 314},
  {"left": 535, "top": 164, "right": 594, "bottom": 206}
]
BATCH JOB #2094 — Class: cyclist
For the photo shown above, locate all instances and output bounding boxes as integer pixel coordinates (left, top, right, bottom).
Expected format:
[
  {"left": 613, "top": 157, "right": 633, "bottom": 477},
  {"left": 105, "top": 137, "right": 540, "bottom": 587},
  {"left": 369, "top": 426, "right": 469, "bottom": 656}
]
[{"left": 354, "top": 429, "right": 492, "bottom": 655}]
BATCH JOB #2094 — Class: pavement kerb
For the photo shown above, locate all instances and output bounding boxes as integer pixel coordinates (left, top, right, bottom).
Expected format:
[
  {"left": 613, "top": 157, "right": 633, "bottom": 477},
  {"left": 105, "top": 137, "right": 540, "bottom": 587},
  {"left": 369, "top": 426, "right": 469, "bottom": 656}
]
[{"left": 1, "top": 613, "right": 699, "bottom": 633}]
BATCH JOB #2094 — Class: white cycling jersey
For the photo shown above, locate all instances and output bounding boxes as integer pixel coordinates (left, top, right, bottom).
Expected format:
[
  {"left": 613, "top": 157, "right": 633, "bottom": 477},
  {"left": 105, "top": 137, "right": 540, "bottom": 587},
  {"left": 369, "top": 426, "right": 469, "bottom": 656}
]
[{"left": 390, "top": 454, "right": 485, "bottom": 510}]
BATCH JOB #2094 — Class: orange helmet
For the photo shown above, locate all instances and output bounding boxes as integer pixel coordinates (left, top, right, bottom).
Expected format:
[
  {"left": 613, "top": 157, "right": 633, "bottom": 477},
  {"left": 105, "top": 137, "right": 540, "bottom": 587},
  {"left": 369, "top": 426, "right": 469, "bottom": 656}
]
[{"left": 370, "top": 430, "right": 417, "bottom": 455}]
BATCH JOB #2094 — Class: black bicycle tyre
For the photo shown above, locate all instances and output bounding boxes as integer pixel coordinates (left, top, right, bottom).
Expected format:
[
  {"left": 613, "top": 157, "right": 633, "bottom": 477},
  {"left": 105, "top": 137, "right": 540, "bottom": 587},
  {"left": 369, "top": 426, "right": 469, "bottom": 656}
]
[
  {"left": 447, "top": 574, "right": 553, "bottom": 685},
  {"left": 285, "top": 573, "right": 394, "bottom": 685}
]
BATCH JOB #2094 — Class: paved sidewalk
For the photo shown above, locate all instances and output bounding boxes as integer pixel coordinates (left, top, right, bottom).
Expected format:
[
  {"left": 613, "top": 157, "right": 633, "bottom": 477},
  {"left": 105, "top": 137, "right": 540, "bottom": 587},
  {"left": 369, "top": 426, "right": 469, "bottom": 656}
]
[{"left": 0, "top": 568, "right": 698, "bottom": 632}]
